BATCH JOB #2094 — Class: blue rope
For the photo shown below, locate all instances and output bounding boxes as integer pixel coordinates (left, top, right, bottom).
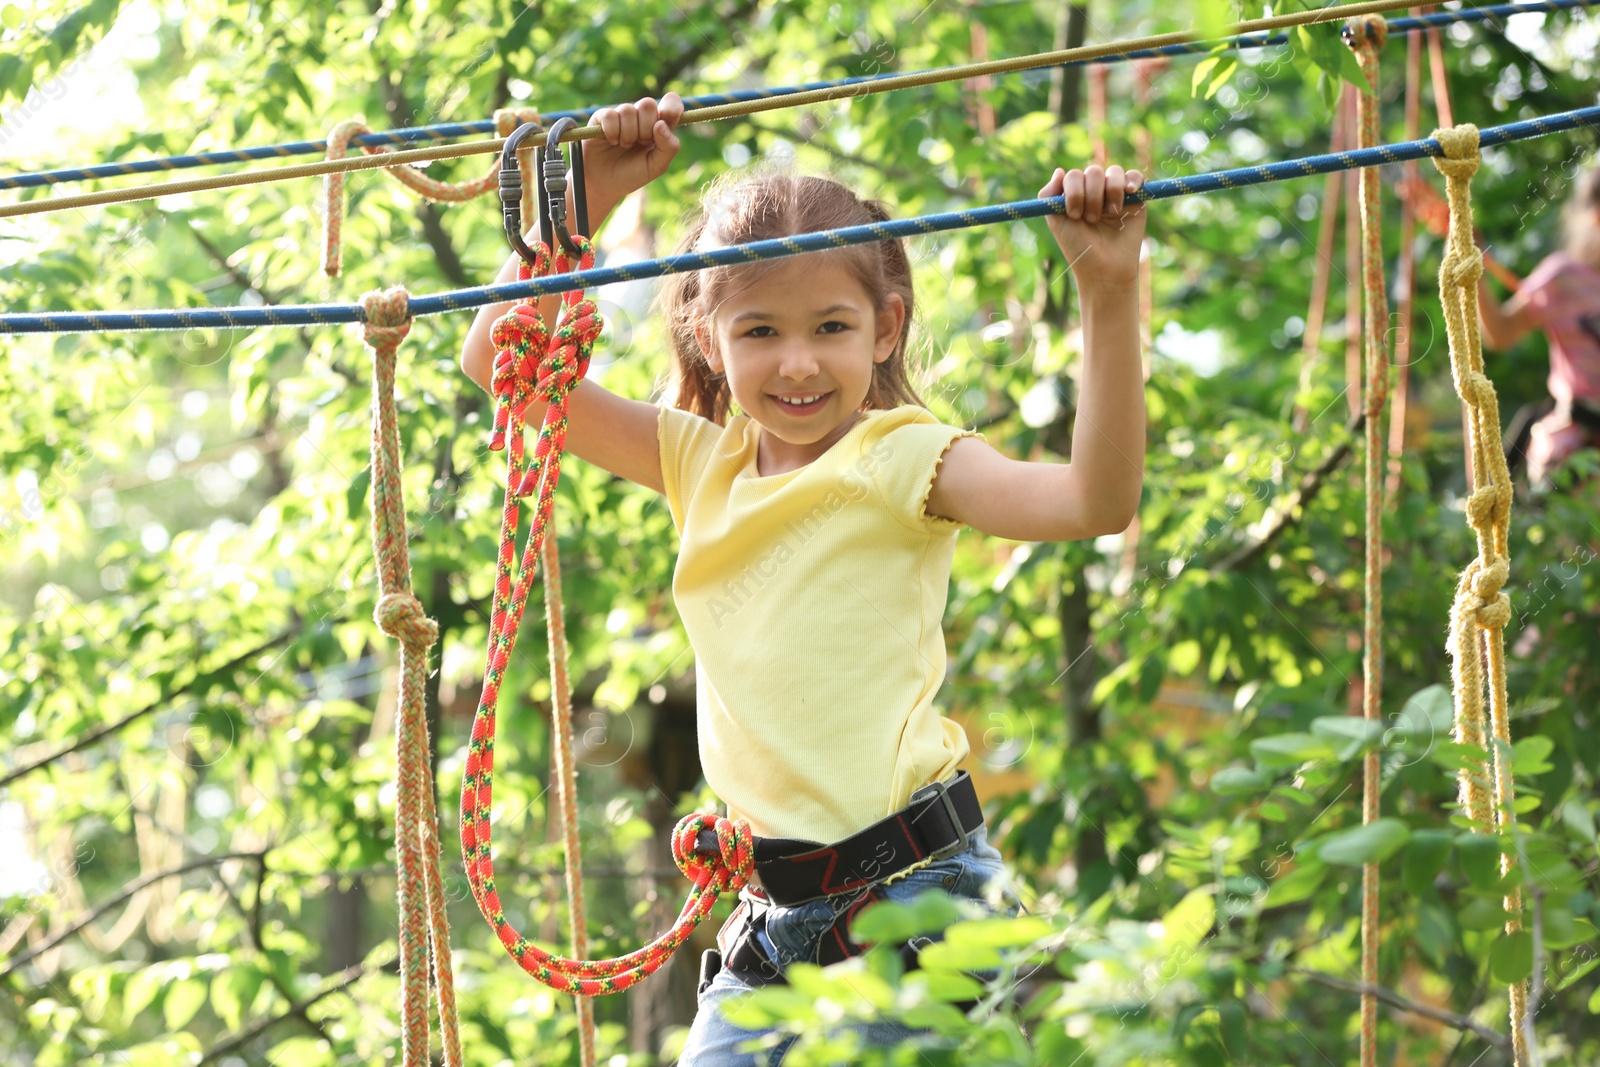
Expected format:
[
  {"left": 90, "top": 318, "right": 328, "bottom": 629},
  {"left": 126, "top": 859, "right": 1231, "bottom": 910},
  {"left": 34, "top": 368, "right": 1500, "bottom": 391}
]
[
  {"left": 2, "top": 0, "right": 1591, "bottom": 192},
  {"left": 4, "top": 105, "right": 1596, "bottom": 336}
]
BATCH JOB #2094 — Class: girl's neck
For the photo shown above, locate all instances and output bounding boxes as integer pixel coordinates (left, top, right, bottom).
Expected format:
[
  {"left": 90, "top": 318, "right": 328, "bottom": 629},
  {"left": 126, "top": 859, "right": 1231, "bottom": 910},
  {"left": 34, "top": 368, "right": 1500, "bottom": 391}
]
[{"left": 754, "top": 411, "right": 865, "bottom": 476}]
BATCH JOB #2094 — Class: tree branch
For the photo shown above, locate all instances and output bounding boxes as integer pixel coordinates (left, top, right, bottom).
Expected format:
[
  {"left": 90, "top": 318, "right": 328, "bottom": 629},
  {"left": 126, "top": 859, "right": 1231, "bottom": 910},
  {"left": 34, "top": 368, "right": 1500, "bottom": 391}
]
[
  {"left": 1290, "top": 966, "right": 1511, "bottom": 1050},
  {"left": 1214, "top": 409, "right": 1365, "bottom": 573},
  {"left": 0, "top": 851, "right": 266, "bottom": 980},
  {"left": 195, "top": 955, "right": 391, "bottom": 1066},
  {"left": 1, "top": 631, "right": 297, "bottom": 791},
  {"left": 644, "top": 0, "right": 767, "bottom": 97}
]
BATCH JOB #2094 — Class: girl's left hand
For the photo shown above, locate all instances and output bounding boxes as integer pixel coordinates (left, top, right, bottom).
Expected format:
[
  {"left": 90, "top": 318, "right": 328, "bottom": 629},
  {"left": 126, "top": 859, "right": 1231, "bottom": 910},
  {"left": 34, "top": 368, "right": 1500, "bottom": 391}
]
[{"left": 1040, "top": 164, "right": 1147, "bottom": 292}]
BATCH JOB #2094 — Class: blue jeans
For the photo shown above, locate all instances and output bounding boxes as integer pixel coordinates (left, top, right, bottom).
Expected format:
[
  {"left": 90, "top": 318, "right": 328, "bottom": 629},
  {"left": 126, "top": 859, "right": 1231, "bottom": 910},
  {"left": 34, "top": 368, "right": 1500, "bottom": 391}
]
[{"left": 676, "top": 824, "right": 1018, "bottom": 1067}]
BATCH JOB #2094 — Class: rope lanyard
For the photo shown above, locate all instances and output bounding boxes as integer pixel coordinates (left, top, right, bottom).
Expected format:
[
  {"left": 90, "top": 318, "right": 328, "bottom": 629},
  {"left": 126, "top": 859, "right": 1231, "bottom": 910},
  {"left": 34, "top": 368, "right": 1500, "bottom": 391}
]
[
  {"left": 0, "top": 0, "right": 1477, "bottom": 221},
  {"left": 1344, "top": 16, "right": 1390, "bottom": 1067},
  {"left": 358, "top": 287, "right": 465, "bottom": 1067},
  {"left": 1431, "top": 123, "right": 1530, "bottom": 1066},
  {"left": 458, "top": 238, "right": 756, "bottom": 998}
]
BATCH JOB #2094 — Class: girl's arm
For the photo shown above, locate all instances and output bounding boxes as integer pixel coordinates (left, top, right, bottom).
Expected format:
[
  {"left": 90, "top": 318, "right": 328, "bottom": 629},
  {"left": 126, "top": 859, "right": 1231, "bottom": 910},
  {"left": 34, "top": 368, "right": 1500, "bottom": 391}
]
[
  {"left": 1477, "top": 273, "right": 1536, "bottom": 349},
  {"left": 928, "top": 164, "right": 1145, "bottom": 542},
  {"left": 460, "top": 95, "right": 684, "bottom": 494}
]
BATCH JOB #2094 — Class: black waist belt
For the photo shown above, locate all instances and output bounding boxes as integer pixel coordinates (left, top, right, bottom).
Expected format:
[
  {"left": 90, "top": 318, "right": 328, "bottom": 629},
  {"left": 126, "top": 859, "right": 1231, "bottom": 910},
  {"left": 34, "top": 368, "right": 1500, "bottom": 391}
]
[
  {"left": 696, "top": 770, "right": 990, "bottom": 999},
  {"left": 694, "top": 770, "right": 985, "bottom": 908}
]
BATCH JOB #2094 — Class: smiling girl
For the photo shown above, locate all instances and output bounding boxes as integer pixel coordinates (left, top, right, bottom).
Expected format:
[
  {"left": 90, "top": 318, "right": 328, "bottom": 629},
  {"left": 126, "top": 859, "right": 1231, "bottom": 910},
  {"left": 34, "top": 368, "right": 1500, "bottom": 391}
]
[{"left": 461, "top": 93, "right": 1147, "bottom": 1066}]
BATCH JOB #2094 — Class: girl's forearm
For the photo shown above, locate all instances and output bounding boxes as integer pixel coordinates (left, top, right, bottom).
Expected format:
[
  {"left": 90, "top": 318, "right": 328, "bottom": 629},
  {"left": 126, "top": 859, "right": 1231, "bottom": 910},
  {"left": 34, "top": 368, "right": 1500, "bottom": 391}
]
[{"left": 1071, "top": 285, "right": 1146, "bottom": 532}]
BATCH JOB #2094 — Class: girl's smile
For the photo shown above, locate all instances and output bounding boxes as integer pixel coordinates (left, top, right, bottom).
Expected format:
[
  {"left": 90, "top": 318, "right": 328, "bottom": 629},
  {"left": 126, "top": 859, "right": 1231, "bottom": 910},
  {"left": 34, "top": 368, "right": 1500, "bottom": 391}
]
[{"left": 698, "top": 258, "right": 905, "bottom": 475}]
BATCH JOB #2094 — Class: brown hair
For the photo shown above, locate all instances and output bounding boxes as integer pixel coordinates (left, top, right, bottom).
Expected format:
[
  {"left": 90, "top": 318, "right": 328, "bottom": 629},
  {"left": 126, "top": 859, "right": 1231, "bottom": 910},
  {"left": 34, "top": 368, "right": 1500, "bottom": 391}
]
[
  {"left": 658, "top": 170, "right": 925, "bottom": 423},
  {"left": 1564, "top": 164, "right": 1600, "bottom": 270}
]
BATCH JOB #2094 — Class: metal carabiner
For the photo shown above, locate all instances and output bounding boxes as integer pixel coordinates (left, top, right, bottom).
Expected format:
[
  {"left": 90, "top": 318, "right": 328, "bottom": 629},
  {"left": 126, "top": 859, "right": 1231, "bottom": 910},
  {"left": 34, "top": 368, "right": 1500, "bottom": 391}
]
[
  {"left": 499, "top": 120, "right": 544, "bottom": 266},
  {"left": 538, "top": 116, "right": 589, "bottom": 260}
]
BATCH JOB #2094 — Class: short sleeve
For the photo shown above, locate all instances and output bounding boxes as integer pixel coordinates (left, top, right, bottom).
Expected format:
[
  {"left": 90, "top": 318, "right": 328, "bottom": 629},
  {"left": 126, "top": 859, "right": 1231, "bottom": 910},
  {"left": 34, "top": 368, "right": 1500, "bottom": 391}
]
[
  {"left": 869, "top": 417, "right": 982, "bottom": 534},
  {"left": 656, "top": 404, "right": 723, "bottom": 531},
  {"left": 1518, "top": 253, "right": 1568, "bottom": 325}
]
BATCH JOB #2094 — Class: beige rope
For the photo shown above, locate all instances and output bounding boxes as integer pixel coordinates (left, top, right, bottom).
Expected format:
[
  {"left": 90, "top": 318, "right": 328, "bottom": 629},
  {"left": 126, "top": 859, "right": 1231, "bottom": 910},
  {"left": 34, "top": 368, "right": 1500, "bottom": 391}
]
[
  {"left": 1431, "top": 122, "right": 1529, "bottom": 1066},
  {"left": 0, "top": 0, "right": 1433, "bottom": 221},
  {"left": 1345, "top": 17, "right": 1389, "bottom": 1066}
]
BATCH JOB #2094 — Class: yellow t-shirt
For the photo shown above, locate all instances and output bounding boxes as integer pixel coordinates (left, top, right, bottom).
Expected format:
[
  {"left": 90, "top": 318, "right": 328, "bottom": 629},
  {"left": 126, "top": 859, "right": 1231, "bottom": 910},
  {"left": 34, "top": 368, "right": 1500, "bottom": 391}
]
[{"left": 658, "top": 403, "right": 978, "bottom": 844}]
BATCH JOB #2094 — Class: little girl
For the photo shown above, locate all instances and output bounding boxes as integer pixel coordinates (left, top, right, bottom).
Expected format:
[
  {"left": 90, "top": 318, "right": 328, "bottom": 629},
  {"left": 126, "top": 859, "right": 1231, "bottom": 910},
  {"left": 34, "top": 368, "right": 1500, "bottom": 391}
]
[
  {"left": 1480, "top": 163, "right": 1600, "bottom": 492},
  {"left": 461, "top": 93, "right": 1147, "bottom": 1066}
]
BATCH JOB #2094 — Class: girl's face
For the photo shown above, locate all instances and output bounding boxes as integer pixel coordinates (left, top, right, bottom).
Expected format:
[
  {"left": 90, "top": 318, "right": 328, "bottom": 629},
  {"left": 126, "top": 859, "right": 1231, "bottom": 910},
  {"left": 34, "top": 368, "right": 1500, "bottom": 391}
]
[{"left": 697, "top": 257, "right": 905, "bottom": 462}]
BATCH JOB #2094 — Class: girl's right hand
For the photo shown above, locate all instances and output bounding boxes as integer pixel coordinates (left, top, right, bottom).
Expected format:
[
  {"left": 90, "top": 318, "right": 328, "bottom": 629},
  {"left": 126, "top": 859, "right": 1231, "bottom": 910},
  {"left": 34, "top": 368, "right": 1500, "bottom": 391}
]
[{"left": 584, "top": 93, "right": 684, "bottom": 214}]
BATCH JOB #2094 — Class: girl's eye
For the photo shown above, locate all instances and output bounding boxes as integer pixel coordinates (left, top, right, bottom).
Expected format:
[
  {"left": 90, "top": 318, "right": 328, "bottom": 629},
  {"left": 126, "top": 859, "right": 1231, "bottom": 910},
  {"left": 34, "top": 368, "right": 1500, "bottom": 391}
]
[
  {"left": 746, "top": 325, "right": 776, "bottom": 338},
  {"left": 818, "top": 321, "right": 849, "bottom": 334}
]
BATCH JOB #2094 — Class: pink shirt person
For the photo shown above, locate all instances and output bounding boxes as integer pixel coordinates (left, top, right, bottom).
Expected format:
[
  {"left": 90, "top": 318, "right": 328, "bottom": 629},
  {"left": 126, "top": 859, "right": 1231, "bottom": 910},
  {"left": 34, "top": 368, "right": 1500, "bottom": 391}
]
[{"left": 1519, "top": 251, "right": 1600, "bottom": 485}]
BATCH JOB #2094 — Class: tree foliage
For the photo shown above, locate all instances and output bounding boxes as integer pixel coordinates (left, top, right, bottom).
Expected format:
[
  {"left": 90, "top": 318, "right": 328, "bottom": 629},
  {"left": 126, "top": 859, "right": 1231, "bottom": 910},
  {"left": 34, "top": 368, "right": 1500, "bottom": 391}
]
[{"left": 2, "top": 1, "right": 1598, "bottom": 1064}]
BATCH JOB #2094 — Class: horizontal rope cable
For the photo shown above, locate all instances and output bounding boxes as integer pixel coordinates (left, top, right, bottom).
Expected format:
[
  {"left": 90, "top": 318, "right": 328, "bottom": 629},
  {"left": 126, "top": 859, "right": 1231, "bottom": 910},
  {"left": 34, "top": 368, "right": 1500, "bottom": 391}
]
[
  {"left": 4, "top": 0, "right": 1588, "bottom": 193},
  {"left": 0, "top": 0, "right": 1450, "bottom": 221},
  {"left": 3, "top": 104, "right": 1595, "bottom": 336}
]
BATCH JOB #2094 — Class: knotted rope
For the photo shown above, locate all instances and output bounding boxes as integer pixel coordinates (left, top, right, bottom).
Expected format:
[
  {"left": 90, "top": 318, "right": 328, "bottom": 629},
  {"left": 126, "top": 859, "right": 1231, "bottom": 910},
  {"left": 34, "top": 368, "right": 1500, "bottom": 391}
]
[
  {"left": 1431, "top": 123, "right": 1529, "bottom": 1065},
  {"left": 359, "top": 286, "right": 463, "bottom": 1067},
  {"left": 1345, "top": 19, "right": 1389, "bottom": 1067},
  {"left": 460, "top": 237, "right": 756, "bottom": 1012},
  {"left": 324, "top": 108, "right": 541, "bottom": 276}
]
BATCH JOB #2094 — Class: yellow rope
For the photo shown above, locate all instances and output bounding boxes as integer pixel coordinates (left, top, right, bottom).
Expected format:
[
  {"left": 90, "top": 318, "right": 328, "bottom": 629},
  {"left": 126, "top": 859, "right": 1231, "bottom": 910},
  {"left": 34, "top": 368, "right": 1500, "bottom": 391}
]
[
  {"left": 1345, "top": 17, "right": 1389, "bottom": 1067},
  {"left": 0, "top": 0, "right": 1433, "bottom": 221},
  {"left": 322, "top": 108, "right": 539, "bottom": 278},
  {"left": 1431, "top": 122, "right": 1529, "bottom": 1066}
]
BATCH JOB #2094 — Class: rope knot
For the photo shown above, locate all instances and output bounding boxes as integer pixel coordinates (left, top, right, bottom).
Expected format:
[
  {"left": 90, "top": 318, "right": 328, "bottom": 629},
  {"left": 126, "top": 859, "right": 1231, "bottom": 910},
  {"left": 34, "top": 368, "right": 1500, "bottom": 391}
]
[
  {"left": 1440, "top": 247, "right": 1484, "bottom": 290},
  {"left": 360, "top": 287, "right": 413, "bottom": 351},
  {"left": 1461, "top": 557, "right": 1512, "bottom": 630},
  {"left": 671, "top": 813, "right": 754, "bottom": 894},
  {"left": 1465, "top": 481, "right": 1510, "bottom": 531},
  {"left": 493, "top": 107, "right": 542, "bottom": 136},
  {"left": 1342, "top": 13, "right": 1388, "bottom": 50},
  {"left": 375, "top": 591, "right": 439, "bottom": 647},
  {"left": 1431, "top": 124, "right": 1482, "bottom": 182}
]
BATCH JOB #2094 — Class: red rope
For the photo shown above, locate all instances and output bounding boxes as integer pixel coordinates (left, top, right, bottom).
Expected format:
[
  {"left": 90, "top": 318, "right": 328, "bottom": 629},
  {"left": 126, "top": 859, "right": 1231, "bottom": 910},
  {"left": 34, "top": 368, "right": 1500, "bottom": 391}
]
[{"left": 460, "top": 238, "right": 755, "bottom": 996}]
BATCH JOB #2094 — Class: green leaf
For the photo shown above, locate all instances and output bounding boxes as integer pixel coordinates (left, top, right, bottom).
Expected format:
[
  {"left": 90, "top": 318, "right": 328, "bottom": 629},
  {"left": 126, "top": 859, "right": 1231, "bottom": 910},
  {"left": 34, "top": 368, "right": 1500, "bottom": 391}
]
[
  {"left": 1158, "top": 889, "right": 1215, "bottom": 952},
  {"left": 912, "top": 969, "right": 985, "bottom": 1003},
  {"left": 850, "top": 892, "right": 963, "bottom": 947},
  {"left": 1191, "top": 55, "right": 1223, "bottom": 98},
  {"left": 945, "top": 915, "right": 1056, "bottom": 950},
  {"left": 916, "top": 939, "right": 1004, "bottom": 973},
  {"left": 1210, "top": 766, "right": 1271, "bottom": 796},
  {"left": 1490, "top": 931, "right": 1533, "bottom": 985},
  {"left": 1512, "top": 735, "right": 1555, "bottom": 776},
  {"left": 1542, "top": 909, "right": 1597, "bottom": 951},
  {"left": 1316, "top": 819, "right": 1411, "bottom": 867},
  {"left": 1202, "top": 58, "right": 1238, "bottom": 101},
  {"left": 163, "top": 978, "right": 207, "bottom": 1031},
  {"left": 1310, "top": 716, "right": 1386, "bottom": 759},
  {"left": 1250, "top": 733, "right": 1338, "bottom": 769},
  {"left": 1459, "top": 897, "right": 1512, "bottom": 931},
  {"left": 1457, "top": 833, "right": 1505, "bottom": 891},
  {"left": 1553, "top": 954, "right": 1600, "bottom": 993},
  {"left": 1264, "top": 862, "right": 1326, "bottom": 907},
  {"left": 1403, "top": 830, "right": 1454, "bottom": 895},
  {"left": 1562, "top": 799, "right": 1598, "bottom": 842},
  {"left": 1169, "top": 639, "right": 1201, "bottom": 675},
  {"left": 346, "top": 466, "right": 371, "bottom": 520}
]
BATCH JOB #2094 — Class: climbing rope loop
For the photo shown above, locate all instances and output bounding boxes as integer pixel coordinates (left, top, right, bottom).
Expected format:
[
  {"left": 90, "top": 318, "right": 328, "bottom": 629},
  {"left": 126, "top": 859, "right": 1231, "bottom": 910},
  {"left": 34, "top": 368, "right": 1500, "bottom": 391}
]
[{"left": 458, "top": 238, "right": 755, "bottom": 994}]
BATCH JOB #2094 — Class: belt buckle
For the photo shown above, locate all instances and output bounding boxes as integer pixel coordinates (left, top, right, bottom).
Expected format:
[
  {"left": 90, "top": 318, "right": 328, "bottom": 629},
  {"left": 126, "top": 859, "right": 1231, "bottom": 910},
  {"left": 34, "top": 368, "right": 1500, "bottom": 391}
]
[{"left": 909, "top": 777, "right": 969, "bottom": 862}]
